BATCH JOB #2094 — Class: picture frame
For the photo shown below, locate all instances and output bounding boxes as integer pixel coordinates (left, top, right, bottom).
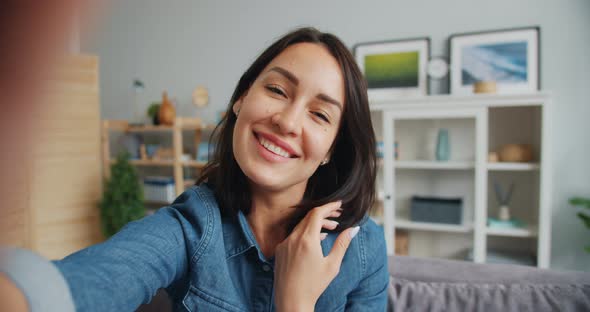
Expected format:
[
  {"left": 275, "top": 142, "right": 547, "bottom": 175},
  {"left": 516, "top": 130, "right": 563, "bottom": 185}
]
[
  {"left": 449, "top": 26, "right": 540, "bottom": 95},
  {"left": 353, "top": 37, "right": 430, "bottom": 101}
]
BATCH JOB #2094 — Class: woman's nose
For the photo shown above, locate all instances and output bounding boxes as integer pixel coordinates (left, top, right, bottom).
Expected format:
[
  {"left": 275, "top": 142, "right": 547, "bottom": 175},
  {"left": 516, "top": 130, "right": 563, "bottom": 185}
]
[{"left": 271, "top": 103, "right": 304, "bottom": 137}]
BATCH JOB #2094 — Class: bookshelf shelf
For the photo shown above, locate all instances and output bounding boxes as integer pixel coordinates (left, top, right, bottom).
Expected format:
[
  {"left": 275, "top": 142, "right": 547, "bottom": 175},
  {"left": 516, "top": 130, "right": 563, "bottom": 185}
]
[
  {"left": 395, "top": 160, "right": 475, "bottom": 170},
  {"left": 486, "top": 162, "right": 540, "bottom": 171},
  {"left": 395, "top": 219, "right": 473, "bottom": 233},
  {"left": 485, "top": 225, "right": 538, "bottom": 238}
]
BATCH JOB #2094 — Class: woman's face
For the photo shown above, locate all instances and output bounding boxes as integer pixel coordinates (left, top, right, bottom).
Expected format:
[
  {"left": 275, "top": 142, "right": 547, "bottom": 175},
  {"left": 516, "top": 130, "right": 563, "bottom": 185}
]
[{"left": 232, "top": 42, "right": 345, "bottom": 193}]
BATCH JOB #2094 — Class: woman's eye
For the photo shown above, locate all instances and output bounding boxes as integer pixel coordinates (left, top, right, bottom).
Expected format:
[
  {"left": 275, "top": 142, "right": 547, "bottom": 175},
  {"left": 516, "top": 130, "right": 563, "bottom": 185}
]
[
  {"left": 266, "top": 85, "right": 286, "bottom": 98},
  {"left": 312, "top": 111, "right": 330, "bottom": 123}
]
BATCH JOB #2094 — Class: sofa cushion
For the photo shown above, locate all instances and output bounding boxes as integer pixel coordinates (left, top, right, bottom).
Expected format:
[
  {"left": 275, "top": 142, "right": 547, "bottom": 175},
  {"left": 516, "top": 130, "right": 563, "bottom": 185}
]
[{"left": 388, "top": 256, "right": 590, "bottom": 312}]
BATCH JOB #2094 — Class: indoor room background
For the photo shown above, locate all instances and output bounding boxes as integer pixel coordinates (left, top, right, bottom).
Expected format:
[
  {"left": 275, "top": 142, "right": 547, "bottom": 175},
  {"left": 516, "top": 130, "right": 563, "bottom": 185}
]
[{"left": 79, "top": 0, "right": 589, "bottom": 271}]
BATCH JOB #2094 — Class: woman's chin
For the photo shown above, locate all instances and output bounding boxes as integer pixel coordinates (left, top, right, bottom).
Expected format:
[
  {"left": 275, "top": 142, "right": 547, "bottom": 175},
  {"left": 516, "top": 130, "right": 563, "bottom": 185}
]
[{"left": 246, "top": 171, "right": 307, "bottom": 194}]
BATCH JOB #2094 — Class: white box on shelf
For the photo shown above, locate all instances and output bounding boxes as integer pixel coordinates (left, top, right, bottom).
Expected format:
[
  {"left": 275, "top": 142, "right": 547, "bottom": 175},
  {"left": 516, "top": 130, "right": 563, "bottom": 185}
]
[{"left": 143, "top": 176, "right": 176, "bottom": 203}]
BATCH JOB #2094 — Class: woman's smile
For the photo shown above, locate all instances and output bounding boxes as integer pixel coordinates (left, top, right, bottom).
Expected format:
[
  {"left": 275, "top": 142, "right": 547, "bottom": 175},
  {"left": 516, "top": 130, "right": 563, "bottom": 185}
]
[{"left": 253, "top": 130, "right": 300, "bottom": 162}]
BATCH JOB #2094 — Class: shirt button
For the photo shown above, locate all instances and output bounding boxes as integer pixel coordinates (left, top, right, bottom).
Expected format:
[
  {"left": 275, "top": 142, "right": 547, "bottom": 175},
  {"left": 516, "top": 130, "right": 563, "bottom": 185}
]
[{"left": 262, "top": 264, "right": 271, "bottom": 272}]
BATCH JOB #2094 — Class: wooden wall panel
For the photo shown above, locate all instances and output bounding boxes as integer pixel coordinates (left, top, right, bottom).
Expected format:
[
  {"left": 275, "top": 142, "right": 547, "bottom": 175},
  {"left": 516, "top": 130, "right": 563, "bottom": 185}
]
[
  {"left": 27, "top": 54, "right": 103, "bottom": 259},
  {"left": 0, "top": 208, "right": 28, "bottom": 248},
  {"left": 0, "top": 145, "right": 31, "bottom": 249},
  {"left": 0, "top": 54, "right": 103, "bottom": 259}
]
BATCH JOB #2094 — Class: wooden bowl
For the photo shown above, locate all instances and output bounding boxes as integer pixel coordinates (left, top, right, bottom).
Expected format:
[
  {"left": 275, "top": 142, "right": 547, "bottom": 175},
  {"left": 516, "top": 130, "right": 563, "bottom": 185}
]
[{"left": 499, "top": 144, "right": 533, "bottom": 162}]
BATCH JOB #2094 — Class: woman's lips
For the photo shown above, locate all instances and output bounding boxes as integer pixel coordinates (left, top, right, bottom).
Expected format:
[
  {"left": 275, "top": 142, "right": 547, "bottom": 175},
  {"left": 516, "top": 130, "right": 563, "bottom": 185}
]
[
  {"left": 254, "top": 131, "right": 299, "bottom": 158},
  {"left": 254, "top": 133, "right": 293, "bottom": 163}
]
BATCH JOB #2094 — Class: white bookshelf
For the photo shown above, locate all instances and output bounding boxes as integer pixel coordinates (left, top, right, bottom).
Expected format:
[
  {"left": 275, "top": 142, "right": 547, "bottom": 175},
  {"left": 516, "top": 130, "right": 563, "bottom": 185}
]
[{"left": 371, "top": 92, "right": 552, "bottom": 268}]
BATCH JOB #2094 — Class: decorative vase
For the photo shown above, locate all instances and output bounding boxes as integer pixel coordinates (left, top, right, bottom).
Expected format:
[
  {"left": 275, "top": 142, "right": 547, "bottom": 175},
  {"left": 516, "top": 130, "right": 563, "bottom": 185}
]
[
  {"left": 498, "top": 205, "right": 511, "bottom": 221},
  {"left": 493, "top": 180, "right": 515, "bottom": 222},
  {"left": 435, "top": 128, "right": 450, "bottom": 161},
  {"left": 158, "top": 91, "right": 176, "bottom": 126}
]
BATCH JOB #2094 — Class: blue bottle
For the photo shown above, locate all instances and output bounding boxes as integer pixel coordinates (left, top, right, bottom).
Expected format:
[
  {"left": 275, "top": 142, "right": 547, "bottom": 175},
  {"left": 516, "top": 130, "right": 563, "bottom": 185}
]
[{"left": 436, "top": 128, "right": 450, "bottom": 161}]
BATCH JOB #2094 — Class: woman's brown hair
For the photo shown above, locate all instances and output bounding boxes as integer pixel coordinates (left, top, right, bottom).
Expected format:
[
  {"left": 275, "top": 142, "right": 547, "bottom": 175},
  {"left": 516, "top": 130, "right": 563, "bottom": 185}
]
[{"left": 197, "top": 27, "right": 376, "bottom": 231}]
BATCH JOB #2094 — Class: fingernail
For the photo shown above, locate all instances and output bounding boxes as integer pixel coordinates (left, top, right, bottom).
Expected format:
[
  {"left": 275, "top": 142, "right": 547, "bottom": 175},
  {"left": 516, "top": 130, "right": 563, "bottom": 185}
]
[
  {"left": 320, "top": 232, "right": 328, "bottom": 240},
  {"left": 349, "top": 226, "right": 360, "bottom": 239},
  {"left": 329, "top": 220, "right": 339, "bottom": 227}
]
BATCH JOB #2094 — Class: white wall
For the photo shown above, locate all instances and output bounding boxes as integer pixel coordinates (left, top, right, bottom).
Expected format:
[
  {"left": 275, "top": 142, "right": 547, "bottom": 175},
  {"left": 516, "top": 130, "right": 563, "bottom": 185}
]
[{"left": 83, "top": 0, "right": 590, "bottom": 271}]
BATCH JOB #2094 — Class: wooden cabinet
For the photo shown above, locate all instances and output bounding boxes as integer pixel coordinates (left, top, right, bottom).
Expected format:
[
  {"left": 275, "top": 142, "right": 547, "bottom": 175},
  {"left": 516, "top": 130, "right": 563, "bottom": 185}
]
[{"left": 0, "top": 55, "right": 103, "bottom": 259}]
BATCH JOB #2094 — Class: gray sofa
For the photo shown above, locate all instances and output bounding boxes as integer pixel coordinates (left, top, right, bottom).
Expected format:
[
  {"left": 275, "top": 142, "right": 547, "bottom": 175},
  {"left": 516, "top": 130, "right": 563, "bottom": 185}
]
[
  {"left": 388, "top": 256, "right": 590, "bottom": 311},
  {"left": 138, "top": 256, "right": 590, "bottom": 311}
]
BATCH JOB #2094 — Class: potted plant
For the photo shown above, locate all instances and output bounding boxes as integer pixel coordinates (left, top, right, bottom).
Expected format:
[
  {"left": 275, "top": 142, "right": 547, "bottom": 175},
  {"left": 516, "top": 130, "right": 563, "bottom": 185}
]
[
  {"left": 99, "top": 151, "right": 145, "bottom": 238},
  {"left": 147, "top": 102, "right": 161, "bottom": 125},
  {"left": 570, "top": 197, "right": 590, "bottom": 253}
]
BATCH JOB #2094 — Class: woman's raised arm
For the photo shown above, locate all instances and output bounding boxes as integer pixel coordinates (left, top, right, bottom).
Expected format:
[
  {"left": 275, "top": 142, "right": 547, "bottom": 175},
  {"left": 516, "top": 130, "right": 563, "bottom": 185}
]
[{"left": 3, "top": 188, "right": 210, "bottom": 312}]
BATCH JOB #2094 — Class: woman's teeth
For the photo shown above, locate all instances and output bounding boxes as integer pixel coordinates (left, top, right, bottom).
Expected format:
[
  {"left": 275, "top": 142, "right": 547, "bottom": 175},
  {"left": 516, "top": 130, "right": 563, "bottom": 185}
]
[{"left": 258, "top": 136, "right": 291, "bottom": 158}]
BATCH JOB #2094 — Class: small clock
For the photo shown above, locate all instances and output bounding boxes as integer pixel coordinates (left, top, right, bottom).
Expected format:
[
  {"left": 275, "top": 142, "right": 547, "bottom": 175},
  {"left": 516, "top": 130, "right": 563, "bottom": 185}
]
[{"left": 427, "top": 57, "right": 449, "bottom": 80}]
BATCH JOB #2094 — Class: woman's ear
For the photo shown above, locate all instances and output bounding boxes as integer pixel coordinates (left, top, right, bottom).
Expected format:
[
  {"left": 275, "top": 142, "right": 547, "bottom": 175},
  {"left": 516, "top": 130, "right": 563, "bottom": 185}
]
[
  {"left": 321, "top": 151, "right": 331, "bottom": 165},
  {"left": 232, "top": 101, "right": 241, "bottom": 116},
  {"left": 232, "top": 90, "right": 249, "bottom": 116}
]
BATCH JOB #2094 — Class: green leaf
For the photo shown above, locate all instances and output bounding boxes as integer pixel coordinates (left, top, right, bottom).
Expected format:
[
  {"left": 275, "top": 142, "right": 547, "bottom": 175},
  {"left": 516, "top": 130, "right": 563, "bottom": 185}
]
[
  {"left": 578, "top": 212, "right": 590, "bottom": 229},
  {"left": 147, "top": 102, "right": 161, "bottom": 118},
  {"left": 570, "top": 197, "right": 590, "bottom": 209}
]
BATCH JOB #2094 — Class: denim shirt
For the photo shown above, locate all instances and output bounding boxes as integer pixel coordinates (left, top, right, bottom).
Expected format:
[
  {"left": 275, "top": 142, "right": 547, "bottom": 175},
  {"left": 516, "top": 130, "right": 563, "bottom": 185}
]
[{"left": 53, "top": 184, "right": 389, "bottom": 311}]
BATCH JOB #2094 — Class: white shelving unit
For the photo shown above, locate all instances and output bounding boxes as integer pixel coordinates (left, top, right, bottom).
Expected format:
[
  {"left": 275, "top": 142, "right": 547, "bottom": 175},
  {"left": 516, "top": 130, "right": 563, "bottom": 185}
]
[{"left": 370, "top": 93, "right": 552, "bottom": 268}]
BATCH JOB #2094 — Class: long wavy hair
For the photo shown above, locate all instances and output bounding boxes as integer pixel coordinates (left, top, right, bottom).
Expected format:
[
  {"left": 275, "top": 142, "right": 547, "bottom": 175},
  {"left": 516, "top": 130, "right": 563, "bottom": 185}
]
[{"left": 197, "top": 27, "right": 376, "bottom": 231}]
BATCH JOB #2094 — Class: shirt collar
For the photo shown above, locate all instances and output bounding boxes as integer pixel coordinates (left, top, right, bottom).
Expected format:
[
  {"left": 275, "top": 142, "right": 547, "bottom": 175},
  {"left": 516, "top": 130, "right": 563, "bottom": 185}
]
[{"left": 223, "top": 210, "right": 272, "bottom": 263}]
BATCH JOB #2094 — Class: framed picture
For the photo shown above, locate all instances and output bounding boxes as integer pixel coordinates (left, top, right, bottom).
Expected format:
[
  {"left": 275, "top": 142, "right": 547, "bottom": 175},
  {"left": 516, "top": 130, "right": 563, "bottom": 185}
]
[
  {"left": 449, "top": 26, "right": 540, "bottom": 95},
  {"left": 353, "top": 38, "right": 430, "bottom": 100}
]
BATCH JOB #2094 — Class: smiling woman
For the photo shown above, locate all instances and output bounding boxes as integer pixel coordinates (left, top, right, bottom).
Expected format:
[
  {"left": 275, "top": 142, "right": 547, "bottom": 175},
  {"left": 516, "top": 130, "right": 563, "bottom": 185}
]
[
  {"left": 5, "top": 27, "right": 388, "bottom": 312},
  {"left": 200, "top": 29, "right": 378, "bottom": 232}
]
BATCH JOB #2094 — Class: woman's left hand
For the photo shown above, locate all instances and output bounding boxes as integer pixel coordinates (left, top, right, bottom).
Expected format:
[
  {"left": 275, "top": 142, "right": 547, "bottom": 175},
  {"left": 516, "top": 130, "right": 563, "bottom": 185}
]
[{"left": 273, "top": 201, "right": 360, "bottom": 312}]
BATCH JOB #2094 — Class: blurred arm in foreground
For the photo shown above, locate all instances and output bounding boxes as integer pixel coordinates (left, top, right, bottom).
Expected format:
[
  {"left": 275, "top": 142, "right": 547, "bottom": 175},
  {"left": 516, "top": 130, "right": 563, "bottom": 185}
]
[{"left": 0, "top": 1, "right": 101, "bottom": 311}]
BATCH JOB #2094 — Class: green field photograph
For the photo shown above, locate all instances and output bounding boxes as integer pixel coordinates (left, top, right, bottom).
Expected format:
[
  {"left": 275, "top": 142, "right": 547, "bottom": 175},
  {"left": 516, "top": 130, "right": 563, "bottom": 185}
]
[{"left": 364, "top": 51, "right": 419, "bottom": 89}]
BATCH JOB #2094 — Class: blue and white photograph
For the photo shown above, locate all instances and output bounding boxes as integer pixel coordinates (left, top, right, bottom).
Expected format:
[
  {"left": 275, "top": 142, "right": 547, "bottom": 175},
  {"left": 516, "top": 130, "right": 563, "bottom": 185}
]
[
  {"left": 461, "top": 42, "right": 528, "bottom": 85},
  {"left": 450, "top": 27, "right": 539, "bottom": 95}
]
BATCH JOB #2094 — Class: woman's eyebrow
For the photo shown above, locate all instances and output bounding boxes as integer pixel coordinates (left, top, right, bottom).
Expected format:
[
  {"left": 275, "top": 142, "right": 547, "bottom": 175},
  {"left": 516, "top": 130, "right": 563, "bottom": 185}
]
[
  {"left": 269, "top": 66, "right": 299, "bottom": 86},
  {"left": 317, "top": 93, "right": 342, "bottom": 112},
  {"left": 268, "top": 66, "right": 343, "bottom": 111}
]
